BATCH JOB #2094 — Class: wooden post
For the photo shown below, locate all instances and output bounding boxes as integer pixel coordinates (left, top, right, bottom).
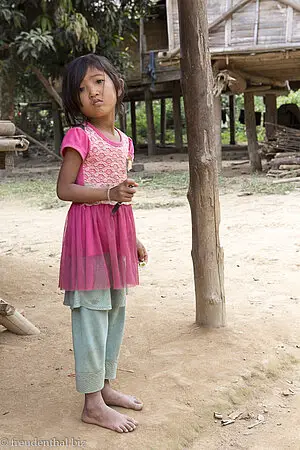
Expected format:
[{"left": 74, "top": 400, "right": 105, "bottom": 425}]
[
  {"left": 244, "top": 92, "right": 262, "bottom": 171},
  {"left": 160, "top": 98, "right": 166, "bottom": 146},
  {"left": 145, "top": 89, "right": 156, "bottom": 156},
  {"left": 119, "top": 106, "right": 127, "bottom": 133},
  {"left": 229, "top": 94, "right": 236, "bottom": 145},
  {"left": 130, "top": 100, "right": 137, "bottom": 146},
  {"left": 52, "top": 101, "right": 64, "bottom": 155},
  {"left": 139, "top": 18, "right": 145, "bottom": 76},
  {"left": 213, "top": 95, "right": 222, "bottom": 171},
  {"left": 172, "top": 82, "right": 183, "bottom": 151},
  {"left": 265, "top": 94, "right": 277, "bottom": 141},
  {"left": 178, "top": 0, "right": 225, "bottom": 327}
]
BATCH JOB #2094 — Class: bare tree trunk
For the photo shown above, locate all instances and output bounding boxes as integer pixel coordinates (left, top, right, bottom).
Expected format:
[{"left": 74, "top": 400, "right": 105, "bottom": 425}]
[{"left": 178, "top": 0, "right": 226, "bottom": 327}]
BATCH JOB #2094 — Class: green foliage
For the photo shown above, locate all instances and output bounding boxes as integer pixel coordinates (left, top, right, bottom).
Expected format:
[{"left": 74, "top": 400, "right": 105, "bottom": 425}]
[
  {"left": 277, "top": 89, "right": 300, "bottom": 107},
  {"left": 15, "top": 29, "right": 55, "bottom": 61},
  {"left": 0, "top": 0, "right": 150, "bottom": 116}
]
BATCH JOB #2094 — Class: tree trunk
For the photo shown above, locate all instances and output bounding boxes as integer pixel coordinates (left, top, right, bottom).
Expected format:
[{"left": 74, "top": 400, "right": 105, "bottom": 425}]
[
  {"left": 178, "top": 0, "right": 226, "bottom": 327},
  {"left": 265, "top": 94, "right": 277, "bottom": 141},
  {"left": 244, "top": 92, "right": 262, "bottom": 171}
]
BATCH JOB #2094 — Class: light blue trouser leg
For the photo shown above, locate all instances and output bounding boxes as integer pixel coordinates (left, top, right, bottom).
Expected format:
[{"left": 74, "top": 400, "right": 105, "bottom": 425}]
[
  {"left": 71, "top": 305, "right": 126, "bottom": 393},
  {"left": 105, "top": 305, "right": 126, "bottom": 380}
]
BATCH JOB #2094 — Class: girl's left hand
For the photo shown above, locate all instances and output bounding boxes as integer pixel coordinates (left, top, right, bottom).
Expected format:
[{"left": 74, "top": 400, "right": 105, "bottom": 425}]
[{"left": 137, "top": 238, "right": 148, "bottom": 264}]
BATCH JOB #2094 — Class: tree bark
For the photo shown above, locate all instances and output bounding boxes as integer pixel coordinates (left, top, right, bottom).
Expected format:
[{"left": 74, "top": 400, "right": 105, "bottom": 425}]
[
  {"left": 178, "top": 0, "right": 226, "bottom": 327},
  {"left": 244, "top": 92, "right": 262, "bottom": 171}
]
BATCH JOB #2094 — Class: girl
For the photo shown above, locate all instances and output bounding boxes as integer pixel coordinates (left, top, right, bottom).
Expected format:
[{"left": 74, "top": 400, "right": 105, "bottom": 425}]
[{"left": 57, "top": 54, "right": 148, "bottom": 434}]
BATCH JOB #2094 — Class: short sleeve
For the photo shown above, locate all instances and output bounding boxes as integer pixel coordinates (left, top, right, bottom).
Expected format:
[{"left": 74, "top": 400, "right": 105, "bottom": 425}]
[
  {"left": 60, "top": 127, "right": 90, "bottom": 160},
  {"left": 128, "top": 137, "right": 134, "bottom": 160}
]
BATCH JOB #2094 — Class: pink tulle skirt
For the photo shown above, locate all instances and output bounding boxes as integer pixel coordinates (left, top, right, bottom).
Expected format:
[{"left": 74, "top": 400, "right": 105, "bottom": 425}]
[{"left": 59, "top": 203, "right": 139, "bottom": 291}]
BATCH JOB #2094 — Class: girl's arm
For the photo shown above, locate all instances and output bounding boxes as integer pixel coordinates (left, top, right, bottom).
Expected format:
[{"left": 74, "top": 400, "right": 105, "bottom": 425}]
[{"left": 57, "top": 148, "right": 137, "bottom": 203}]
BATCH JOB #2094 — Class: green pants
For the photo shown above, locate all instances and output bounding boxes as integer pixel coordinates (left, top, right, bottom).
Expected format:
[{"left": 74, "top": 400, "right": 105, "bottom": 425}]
[{"left": 71, "top": 304, "right": 126, "bottom": 393}]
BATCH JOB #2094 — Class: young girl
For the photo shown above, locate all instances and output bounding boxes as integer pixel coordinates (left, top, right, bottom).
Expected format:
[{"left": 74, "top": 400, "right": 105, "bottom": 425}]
[{"left": 57, "top": 54, "right": 148, "bottom": 434}]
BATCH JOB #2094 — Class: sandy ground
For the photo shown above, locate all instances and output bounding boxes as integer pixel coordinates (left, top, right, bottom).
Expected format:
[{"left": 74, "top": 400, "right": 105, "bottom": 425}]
[{"left": 1, "top": 157, "right": 300, "bottom": 450}]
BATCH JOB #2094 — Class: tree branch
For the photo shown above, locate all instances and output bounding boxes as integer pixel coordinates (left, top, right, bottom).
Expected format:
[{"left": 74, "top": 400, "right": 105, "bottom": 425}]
[{"left": 31, "top": 66, "right": 63, "bottom": 108}]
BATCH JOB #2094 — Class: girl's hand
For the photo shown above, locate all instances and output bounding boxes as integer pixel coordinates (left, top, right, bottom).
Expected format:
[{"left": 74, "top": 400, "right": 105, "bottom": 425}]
[
  {"left": 137, "top": 238, "right": 148, "bottom": 264},
  {"left": 110, "top": 178, "right": 138, "bottom": 202}
]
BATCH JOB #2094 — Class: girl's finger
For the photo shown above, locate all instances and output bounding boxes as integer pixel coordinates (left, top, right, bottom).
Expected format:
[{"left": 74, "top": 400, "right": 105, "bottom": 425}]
[{"left": 126, "top": 178, "right": 138, "bottom": 187}]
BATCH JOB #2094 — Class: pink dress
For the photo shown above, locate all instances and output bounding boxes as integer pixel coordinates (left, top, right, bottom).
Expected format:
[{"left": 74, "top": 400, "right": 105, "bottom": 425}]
[{"left": 59, "top": 123, "right": 139, "bottom": 291}]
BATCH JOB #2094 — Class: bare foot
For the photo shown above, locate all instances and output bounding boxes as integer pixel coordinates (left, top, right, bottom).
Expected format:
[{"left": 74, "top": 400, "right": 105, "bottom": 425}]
[
  {"left": 82, "top": 392, "right": 137, "bottom": 433},
  {"left": 102, "top": 381, "right": 143, "bottom": 411}
]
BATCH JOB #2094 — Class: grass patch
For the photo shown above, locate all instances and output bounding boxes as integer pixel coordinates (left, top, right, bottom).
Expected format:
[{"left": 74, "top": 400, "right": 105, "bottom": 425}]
[
  {"left": 134, "top": 200, "right": 186, "bottom": 210},
  {"left": 0, "top": 170, "right": 298, "bottom": 210}
]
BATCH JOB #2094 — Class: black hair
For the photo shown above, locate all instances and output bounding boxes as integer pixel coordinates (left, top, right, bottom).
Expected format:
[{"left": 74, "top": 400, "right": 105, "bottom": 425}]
[{"left": 61, "top": 54, "right": 125, "bottom": 126}]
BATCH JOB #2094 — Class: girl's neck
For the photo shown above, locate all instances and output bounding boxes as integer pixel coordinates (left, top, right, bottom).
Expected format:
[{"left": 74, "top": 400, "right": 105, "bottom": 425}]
[{"left": 88, "top": 114, "right": 115, "bottom": 135}]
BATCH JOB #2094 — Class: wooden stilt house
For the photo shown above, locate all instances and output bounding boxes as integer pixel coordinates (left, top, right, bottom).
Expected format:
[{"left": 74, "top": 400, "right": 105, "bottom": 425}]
[{"left": 126, "top": 0, "right": 300, "bottom": 165}]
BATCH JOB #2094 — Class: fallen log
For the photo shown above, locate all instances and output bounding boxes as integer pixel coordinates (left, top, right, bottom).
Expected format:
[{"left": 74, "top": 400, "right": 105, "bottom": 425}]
[
  {"left": 279, "top": 164, "right": 300, "bottom": 170},
  {"left": 273, "top": 177, "right": 300, "bottom": 184},
  {"left": 271, "top": 157, "right": 300, "bottom": 169}
]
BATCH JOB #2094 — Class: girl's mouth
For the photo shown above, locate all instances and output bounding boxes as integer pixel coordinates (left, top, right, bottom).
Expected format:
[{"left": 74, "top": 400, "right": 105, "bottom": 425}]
[{"left": 92, "top": 99, "right": 103, "bottom": 105}]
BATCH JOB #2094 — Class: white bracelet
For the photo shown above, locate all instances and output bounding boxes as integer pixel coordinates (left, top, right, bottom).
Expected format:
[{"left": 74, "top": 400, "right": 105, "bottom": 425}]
[{"left": 107, "top": 187, "right": 111, "bottom": 202}]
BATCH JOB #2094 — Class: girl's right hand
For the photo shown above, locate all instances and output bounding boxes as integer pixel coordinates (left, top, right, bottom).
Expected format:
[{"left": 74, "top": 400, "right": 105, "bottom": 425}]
[{"left": 109, "top": 179, "right": 138, "bottom": 202}]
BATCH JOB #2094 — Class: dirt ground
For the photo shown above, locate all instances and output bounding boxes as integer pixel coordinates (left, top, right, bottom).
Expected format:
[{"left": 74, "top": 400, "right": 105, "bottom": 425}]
[{"left": 1, "top": 155, "right": 300, "bottom": 450}]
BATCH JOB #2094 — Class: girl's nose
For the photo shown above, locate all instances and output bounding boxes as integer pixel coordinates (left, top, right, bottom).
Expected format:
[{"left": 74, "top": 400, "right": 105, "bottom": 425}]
[{"left": 89, "top": 90, "right": 97, "bottom": 98}]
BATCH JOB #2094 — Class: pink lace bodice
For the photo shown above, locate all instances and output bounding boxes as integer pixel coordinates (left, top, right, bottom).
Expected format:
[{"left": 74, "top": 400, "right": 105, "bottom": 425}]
[{"left": 61, "top": 123, "right": 134, "bottom": 205}]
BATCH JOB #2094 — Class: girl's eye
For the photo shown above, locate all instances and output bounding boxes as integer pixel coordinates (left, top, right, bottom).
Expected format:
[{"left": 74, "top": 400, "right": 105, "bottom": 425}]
[
  {"left": 79, "top": 87, "right": 85, "bottom": 92},
  {"left": 96, "top": 79, "right": 104, "bottom": 84}
]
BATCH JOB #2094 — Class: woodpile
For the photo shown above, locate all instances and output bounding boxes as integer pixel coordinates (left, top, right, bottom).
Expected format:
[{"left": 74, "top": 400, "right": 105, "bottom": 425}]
[
  {"left": 0, "top": 121, "right": 29, "bottom": 170},
  {"left": 261, "top": 124, "right": 300, "bottom": 181}
]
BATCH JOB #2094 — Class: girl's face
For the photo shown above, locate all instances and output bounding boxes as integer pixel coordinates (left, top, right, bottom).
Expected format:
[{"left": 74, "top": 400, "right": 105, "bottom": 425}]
[{"left": 79, "top": 66, "right": 117, "bottom": 120}]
